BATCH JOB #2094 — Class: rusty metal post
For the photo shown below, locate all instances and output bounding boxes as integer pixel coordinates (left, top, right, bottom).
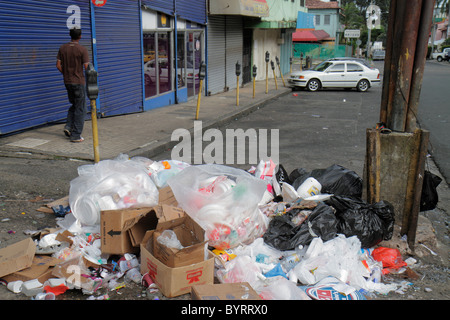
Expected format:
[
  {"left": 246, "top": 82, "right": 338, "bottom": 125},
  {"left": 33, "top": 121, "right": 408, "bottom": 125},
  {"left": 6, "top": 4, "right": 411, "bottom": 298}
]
[
  {"left": 379, "top": 0, "right": 397, "bottom": 124},
  {"left": 406, "top": 0, "right": 436, "bottom": 132},
  {"left": 388, "top": 0, "right": 423, "bottom": 132}
]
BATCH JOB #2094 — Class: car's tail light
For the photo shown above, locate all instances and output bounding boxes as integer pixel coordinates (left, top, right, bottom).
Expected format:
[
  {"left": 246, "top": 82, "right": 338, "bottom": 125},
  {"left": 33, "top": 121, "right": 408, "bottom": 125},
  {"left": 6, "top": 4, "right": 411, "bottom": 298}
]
[{"left": 377, "top": 74, "right": 380, "bottom": 79}]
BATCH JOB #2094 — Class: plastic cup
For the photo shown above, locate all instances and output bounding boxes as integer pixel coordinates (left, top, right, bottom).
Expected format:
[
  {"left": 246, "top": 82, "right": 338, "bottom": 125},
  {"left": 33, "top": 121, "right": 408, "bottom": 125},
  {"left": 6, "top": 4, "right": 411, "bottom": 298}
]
[
  {"left": 35, "top": 292, "right": 56, "bottom": 300},
  {"left": 7, "top": 280, "right": 23, "bottom": 293}
]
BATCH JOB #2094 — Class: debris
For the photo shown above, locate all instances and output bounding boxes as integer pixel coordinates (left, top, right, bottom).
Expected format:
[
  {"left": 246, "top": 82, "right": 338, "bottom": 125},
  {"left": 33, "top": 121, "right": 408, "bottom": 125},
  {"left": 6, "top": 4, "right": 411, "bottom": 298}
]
[{"left": 0, "top": 155, "right": 437, "bottom": 301}]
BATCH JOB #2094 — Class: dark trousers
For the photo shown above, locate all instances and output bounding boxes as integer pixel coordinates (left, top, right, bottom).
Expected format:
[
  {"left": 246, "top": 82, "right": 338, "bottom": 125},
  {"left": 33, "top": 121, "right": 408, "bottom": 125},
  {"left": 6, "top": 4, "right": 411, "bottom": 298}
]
[{"left": 64, "top": 84, "right": 86, "bottom": 140}]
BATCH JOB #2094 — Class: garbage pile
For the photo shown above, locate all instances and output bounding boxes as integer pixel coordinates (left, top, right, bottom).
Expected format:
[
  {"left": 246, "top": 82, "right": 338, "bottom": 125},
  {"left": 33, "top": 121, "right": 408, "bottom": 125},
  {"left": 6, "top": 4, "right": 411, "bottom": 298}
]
[{"left": 0, "top": 154, "right": 421, "bottom": 300}]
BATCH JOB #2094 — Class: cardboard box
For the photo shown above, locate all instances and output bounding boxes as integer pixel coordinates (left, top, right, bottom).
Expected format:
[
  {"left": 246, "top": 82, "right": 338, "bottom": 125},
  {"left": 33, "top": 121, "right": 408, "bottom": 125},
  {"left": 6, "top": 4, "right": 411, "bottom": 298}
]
[
  {"left": 101, "top": 207, "right": 159, "bottom": 254},
  {"left": 152, "top": 211, "right": 208, "bottom": 268},
  {"left": 191, "top": 282, "right": 262, "bottom": 300},
  {"left": 100, "top": 186, "right": 179, "bottom": 255},
  {"left": 2, "top": 255, "right": 63, "bottom": 283},
  {"left": 140, "top": 230, "right": 214, "bottom": 298},
  {"left": 0, "top": 238, "right": 36, "bottom": 278}
]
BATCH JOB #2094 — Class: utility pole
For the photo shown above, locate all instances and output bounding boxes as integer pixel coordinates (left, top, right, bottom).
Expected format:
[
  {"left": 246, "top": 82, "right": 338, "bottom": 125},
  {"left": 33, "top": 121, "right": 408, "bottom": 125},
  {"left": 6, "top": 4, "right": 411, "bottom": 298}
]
[{"left": 366, "top": 0, "right": 435, "bottom": 250}]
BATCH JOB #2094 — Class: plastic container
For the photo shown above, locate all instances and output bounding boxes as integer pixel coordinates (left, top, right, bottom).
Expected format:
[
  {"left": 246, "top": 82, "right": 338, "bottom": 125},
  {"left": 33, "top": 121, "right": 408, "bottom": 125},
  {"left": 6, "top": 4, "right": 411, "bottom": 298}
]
[
  {"left": 296, "top": 177, "right": 322, "bottom": 199},
  {"left": 7, "top": 280, "right": 23, "bottom": 293},
  {"left": 21, "top": 279, "right": 44, "bottom": 297}
]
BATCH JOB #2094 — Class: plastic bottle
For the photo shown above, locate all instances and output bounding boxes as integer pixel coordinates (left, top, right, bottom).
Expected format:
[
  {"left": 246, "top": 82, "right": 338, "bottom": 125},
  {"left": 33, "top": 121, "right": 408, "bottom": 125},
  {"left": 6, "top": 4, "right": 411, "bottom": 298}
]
[{"left": 280, "top": 245, "right": 307, "bottom": 273}]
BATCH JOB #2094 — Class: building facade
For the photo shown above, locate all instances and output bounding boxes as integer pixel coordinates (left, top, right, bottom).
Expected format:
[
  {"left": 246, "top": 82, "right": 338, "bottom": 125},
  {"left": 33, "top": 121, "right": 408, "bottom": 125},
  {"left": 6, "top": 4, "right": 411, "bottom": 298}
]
[{"left": 0, "top": 0, "right": 207, "bottom": 135}]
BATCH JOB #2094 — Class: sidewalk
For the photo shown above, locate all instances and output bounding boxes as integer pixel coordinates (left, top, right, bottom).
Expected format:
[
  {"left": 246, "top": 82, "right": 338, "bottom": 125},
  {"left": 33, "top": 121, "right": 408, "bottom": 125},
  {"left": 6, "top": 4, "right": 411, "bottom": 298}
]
[{"left": 0, "top": 79, "right": 290, "bottom": 162}]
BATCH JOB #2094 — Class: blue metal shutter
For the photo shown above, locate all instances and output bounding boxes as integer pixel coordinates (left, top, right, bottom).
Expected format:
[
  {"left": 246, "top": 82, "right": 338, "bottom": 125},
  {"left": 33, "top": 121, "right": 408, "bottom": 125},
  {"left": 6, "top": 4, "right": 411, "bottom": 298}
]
[
  {"left": 176, "top": 0, "right": 206, "bottom": 25},
  {"left": 141, "top": 0, "right": 174, "bottom": 16},
  {"left": 93, "top": 0, "right": 143, "bottom": 116},
  {"left": 0, "top": 0, "right": 92, "bottom": 135}
]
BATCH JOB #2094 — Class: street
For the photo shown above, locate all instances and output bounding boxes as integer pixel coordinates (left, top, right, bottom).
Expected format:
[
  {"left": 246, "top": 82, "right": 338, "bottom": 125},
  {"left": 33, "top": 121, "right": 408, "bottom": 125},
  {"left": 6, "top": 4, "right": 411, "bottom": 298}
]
[
  {"left": 418, "top": 60, "right": 450, "bottom": 185},
  {"left": 0, "top": 60, "right": 448, "bottom": 301}
]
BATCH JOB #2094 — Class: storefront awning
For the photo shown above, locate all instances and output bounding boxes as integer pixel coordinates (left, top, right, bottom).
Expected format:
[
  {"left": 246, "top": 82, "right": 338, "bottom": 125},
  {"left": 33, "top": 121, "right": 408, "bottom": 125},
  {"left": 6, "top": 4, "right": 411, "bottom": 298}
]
[
  {"left": 209, "top": 0, "right": 269, "bottom": 17},
  {"left": 292, "top": 29, "right": 331, "bottom": 42}
]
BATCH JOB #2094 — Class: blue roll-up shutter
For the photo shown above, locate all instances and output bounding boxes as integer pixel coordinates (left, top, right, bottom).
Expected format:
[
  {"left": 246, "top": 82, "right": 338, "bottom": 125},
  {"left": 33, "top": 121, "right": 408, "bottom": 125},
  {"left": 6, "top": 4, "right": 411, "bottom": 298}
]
[
  {"left": 141, "top": 0, "right": 174, "bottom": 16},
  {"left": 93, "top": 0, "right": 143, "bottom": 116},
  {"left": 176, "top": 0, "right": 206, "bottom": 25},
  {"left": 0, "top": 0, "right": 92, "bottom": 135}
]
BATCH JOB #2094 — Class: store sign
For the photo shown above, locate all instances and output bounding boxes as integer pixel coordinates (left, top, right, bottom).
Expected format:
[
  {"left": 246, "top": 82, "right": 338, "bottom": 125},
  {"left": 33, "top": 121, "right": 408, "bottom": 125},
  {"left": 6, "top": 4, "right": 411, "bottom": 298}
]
[
  {"left": 92, "top": 0, "right": 107, "bottom": 7},
  {"left": 344, "top": 29, "right": 361, "bottom": 38}
]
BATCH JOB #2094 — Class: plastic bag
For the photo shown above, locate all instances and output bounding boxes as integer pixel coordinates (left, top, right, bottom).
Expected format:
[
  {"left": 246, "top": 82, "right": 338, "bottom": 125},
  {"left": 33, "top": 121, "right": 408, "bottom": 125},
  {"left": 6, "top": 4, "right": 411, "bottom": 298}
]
[
  {"left": 147, "top": 159, "right": 190, "bottom": 188},
  {"left": 291, "top": 235, "right": 369, "bottom": 288},
  {"left": 167, "top": 164, "right": 269, "bottom": 249},
  {"left": 255, "top": 276, "right": 311, "bottom": 300},
  {"left": 263, "top": 202, "right": 338, "bottom": 251},
  {"left": 69, "top": 154, "right": 159, "bottom": 226},
  {"left": 290, "top": 164, "right": 363, "bottom": 199},
  {"left": 372, "top": 247, "right": 407, "bottom": 273},
  {"left": 216, "top": 255, "right": 263, "bottom": 288},
  {"left": 326, "top": 196, "right": 395, "bottom": 248},
  {"left": 157, "top": 230, "right": 184, "bottom": 250},
  {"left": 420, "top": 170, "right": 442, "bottom": 211}
]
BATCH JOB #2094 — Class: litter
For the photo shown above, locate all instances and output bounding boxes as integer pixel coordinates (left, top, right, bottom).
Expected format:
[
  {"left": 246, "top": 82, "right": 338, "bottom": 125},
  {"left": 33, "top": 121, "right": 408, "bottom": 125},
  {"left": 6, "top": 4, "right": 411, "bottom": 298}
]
[{"left": 0, "top": 156, "right": 430, "bottom": 301}]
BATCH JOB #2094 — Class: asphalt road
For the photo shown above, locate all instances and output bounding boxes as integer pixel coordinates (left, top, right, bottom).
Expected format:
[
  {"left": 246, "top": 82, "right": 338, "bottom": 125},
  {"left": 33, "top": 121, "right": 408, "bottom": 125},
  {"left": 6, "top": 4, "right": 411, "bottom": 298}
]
[{"left": 418, "top": 60, "right": 450, "bottom": 185}]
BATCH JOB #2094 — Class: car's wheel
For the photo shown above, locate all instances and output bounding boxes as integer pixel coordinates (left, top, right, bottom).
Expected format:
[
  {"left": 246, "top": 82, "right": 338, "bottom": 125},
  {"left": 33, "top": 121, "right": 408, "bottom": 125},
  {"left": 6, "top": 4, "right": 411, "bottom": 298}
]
[
  {"left": 307, "top": 79, "right": 321, "bottom": 92},
  {"left": 144, "top": 74, "right": 152, "bottom": 86},
  {"left": 357, "top": 79, "right": 370, "bottom": 92},
  {"left": 437, "top": 56, "right": 443, "bottom": 62}
]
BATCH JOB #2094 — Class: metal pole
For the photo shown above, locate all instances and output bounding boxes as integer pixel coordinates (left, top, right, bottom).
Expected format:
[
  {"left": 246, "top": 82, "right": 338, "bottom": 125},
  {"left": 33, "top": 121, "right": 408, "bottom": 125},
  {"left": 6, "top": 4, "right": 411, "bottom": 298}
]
[
  {"left": 90, "top": 100, "right": 100, "bottom": 163},
  {"left": 236, "top": 75, "right": 239, "bottom": 106},
  {"left": 195, "top": 79, "right": 203, "bottom": 120},
  {"left": 271, "top": 60, "right": 278, "bottom": 90},
  {"left": 276, "top": 56, "right": 286, "bottom": 87},
  {"left": 380, "top": 0, "right": 397, "bottom": 124},
  {"left": 406, "top": 0, "right": 436, "bottom": 132},
  {"left": 389, "top": 0, "right": 423, "bottom": 132}
]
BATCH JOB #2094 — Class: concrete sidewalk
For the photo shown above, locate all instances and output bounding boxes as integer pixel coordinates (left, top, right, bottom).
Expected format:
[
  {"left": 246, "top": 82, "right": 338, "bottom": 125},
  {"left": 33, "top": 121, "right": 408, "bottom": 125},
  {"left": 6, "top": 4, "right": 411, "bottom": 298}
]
[{"left": 0, "top": 79, "right": 290, "bottom": 162}]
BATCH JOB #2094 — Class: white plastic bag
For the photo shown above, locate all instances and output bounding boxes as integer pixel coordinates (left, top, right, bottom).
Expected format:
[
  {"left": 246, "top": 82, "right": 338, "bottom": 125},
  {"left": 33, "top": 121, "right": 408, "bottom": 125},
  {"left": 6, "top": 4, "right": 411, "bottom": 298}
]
[
  {"left": 292, "top": 235, "right": 368, "bottom": 287},
  {"left": 167, "top": 164, "right": 268, "bottom": 249},
  {"left": 255, "top": 276, "right": 311, "bottom": 300},
  {"left": 69, "top": 154, "right": 159, "bottom": 226},
  {"left": 157, "top": 230, "right": 184, "bottom": 250},
  {"left": 216, "top": 255, "right": 263, "bottom": 288}
]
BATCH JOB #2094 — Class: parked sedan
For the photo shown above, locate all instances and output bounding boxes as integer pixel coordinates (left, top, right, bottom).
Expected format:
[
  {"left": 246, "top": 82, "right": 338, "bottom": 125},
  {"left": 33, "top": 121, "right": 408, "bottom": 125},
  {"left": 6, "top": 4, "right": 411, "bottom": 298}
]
[{"left": 289, "top": 59, "right": 381, "bottom": 92}]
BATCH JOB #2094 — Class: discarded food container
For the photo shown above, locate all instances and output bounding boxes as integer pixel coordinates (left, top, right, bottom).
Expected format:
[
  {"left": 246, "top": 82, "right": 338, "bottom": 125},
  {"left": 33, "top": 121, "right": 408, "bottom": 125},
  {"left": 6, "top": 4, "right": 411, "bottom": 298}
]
[
  {"left": 296, "top": 177, "right": 322, "bottom": 199},
  {"left": 21, "top": 279, "right": 44, "bottom": 297},
  {"left": 7, "top": 280, "right": 23, "bottom": 293},
  {"left": 34, "top": 292, "right": 56, "bottom": 300}
]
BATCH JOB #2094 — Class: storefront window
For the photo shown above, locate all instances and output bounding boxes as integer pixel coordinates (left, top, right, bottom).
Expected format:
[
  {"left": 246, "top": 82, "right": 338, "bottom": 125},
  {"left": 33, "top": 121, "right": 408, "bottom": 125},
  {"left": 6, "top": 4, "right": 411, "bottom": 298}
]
[
  {"left": 158, "top": 32, "right": 171, "bottom": 94},
  {"left": 186, "top": 31, "right": 202, "bottom": 97},
  {"left": 177, "top": 32, "right": 186, "bottom": 88},
  {"left": 143, "top": 33, "right": 156, "bottom": 98},
  {"left": 143, "top": 31, "right": 172, "bottom": 98}
]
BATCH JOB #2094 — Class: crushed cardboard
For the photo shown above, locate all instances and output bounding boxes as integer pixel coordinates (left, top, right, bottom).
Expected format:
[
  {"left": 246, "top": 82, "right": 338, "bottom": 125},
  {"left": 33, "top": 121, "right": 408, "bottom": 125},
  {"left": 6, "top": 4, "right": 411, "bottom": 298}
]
[
  {"left": 0, "top": 238, "right": 36, "bottom": 278},
  {"left": 191, "top": 282, "right": 262, "bottom": 300}
]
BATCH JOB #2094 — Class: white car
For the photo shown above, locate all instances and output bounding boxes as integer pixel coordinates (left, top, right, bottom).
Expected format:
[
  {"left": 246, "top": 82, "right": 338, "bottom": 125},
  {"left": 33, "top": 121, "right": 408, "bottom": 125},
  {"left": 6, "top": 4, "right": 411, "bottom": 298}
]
[{"left": 289, "top": 59, "right": 381, "bottom": 92}]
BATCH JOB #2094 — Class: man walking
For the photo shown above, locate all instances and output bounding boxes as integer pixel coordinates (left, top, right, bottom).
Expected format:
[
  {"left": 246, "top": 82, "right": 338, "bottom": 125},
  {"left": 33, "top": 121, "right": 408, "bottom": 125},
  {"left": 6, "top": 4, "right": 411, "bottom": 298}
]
[{"left": 56, "top": 27, "right": 89, "bottom": 142}]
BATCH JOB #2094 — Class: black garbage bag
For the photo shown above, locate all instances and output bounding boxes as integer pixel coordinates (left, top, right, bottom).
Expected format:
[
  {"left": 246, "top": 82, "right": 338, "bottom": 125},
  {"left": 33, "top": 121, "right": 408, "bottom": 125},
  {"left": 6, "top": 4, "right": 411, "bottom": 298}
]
[
  {"left": 420, "top": 170, "right": 442, "bottom": 211},
  {"left": 263, "top": 202, "right": 338, "bottom": 251},
  {"left": 290, "top": 164, "right": 363, "bottom": 199},
  {"left": 326, "top": 195, "right": 395, "bottom": 248}
]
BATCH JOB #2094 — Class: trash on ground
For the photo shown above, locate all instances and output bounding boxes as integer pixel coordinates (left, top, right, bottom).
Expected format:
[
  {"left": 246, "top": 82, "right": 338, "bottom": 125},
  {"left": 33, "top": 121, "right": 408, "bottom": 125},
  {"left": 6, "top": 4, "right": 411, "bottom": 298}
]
[{"left": 0, "top": 155, "right": 430, "bottom": 300}]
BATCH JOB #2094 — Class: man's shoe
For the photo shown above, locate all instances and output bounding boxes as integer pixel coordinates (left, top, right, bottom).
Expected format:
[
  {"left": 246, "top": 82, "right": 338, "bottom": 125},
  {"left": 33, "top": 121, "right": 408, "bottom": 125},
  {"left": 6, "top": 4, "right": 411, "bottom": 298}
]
[
  {"left": 70, "top": 137, "right": 84, "bottom": 143},
  {"left": 63, "top": 129, "right": 71, "bottom": 137}
]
